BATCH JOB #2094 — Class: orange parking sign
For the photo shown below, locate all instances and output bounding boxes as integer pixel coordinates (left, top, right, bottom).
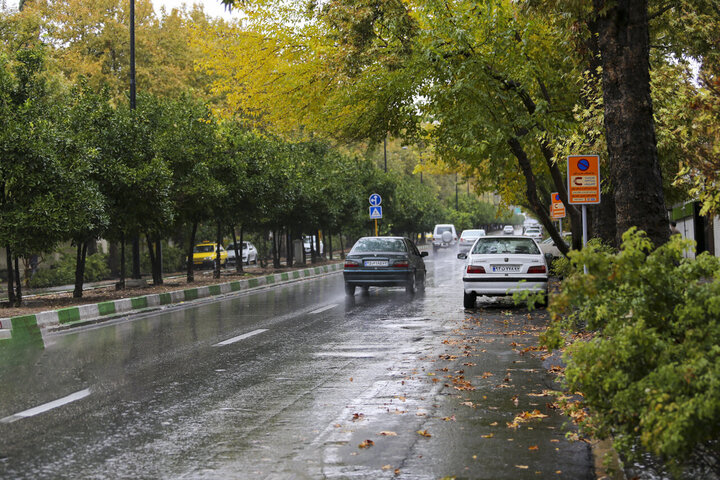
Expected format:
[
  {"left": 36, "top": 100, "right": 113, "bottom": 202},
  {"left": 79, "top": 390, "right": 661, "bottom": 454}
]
[
  {"left": 550, "top": 192, "right": 566, "bottom": 219},
  {"left": 567, "top": 155, "right": 600, "bottom": 204}
]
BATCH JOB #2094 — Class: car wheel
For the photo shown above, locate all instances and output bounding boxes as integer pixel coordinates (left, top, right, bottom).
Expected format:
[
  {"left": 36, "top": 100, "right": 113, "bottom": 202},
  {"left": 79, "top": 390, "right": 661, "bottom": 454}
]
[
  {"left": 405, "top": 273, "right": 416, "bottom": 295},
  {"left": 253, "top": 255, "right": 258, "bottom": 265},
  {"left": 463, "top": 292, "right": 477, "bottom": 309},
  {"left": 345, "top": 283, "right": 356, "bottom": 296}
]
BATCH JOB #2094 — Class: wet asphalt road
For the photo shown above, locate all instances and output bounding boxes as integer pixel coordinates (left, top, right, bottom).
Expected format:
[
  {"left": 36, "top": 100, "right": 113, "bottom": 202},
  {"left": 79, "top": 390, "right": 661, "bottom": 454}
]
[{"left": 0, "top": 248, "right": 593, "bottom": 479}]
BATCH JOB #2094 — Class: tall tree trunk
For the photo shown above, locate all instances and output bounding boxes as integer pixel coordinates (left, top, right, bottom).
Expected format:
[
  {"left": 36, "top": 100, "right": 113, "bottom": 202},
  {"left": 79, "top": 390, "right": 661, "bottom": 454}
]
[
  {"left": 214, "top": 222, "right": 222, "bottom": 279},
  {"left": 339, "top": 230, "right": 345, "bottom": 260},
  {"left": 187, "top": 221, "right": 198, "bottom": 283},
  {"left": 14, "top": 255, "right": 21, "bottom": 306},
  {"left": 328, "top": 231, "right": 333, "bottom": 260},
  {"left": 155, "top": 238, "right": 163, "bottom": 285},
  {"left": 272, "top": 229, "right": 280, "bottom": 268},
  {"left": 132, "top": 235, "right": 141, "bottom": 279},
  {"left": 508, "top": 137, "right": 569, "bottom": 256},
  {"left": 239, "top": 226, "right": 245, "bottom": 271},
  {"left": 146, "top": 236, "right": 158, "bottom": 285},
  {"left": 6, "top": 246, "right": 15, "bottom": 305},
  {"left": 594, "top": 0, "right": 669, "bottom": 246},
  {"left": 119, "top": 233, "right": 126, "bottom": 289},
  {"left": 73, "top": 241, "right": 88, "bottom": 298},
  {"left": 286, "top": 229, "right": 292, "bottom": 267},
  {"left": 231, "top": 226, "right": 242, "bottom": 273}
]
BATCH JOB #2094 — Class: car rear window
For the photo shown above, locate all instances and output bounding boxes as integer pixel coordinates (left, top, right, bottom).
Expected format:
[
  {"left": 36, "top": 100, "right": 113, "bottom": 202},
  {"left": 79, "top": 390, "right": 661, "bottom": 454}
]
[
  {"left": 435, "top": 226, "right": 452, "bottom": 234},
  {"left": 461, "top": 231, "right": 483, "bottom": 238},
  {"left": 351, "top": 238, "right": 408, "bottom": 253},
  {"left": 194, "top": 245, "right": 215, "bottom": 253},
  {"left": 472, "top": 238, "right": 540, "bottom": 255}
]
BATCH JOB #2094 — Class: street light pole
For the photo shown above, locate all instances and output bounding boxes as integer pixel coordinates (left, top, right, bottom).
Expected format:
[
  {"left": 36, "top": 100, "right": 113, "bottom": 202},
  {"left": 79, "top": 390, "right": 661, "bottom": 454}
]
[{"left": 455, "top": 173, "right": 458, "bottom": 210}]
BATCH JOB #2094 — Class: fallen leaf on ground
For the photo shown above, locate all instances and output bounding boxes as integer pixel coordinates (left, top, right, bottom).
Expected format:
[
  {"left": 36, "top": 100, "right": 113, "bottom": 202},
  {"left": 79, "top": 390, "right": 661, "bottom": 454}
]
[
  {"left": 358, "top": 440, "right": 374, "bottom": 448},
  {"left": 352, "top": 413, "right": 364, "bottom": 421},
  {"left": 442, "top": 416, "right": 456, "bottom": 421},
  {"left": 381, "top": 465, "right": 392, "bottom": 470},
  {"left": 516, "top": 465, "right": 529, "bottom": 469},
  {"left": 529, "top": 445, "right": 539, "bottom": 451},
  {"left": 417, "top": 430, "right": 432, "bottom": 437},
  {"left": 481, "top": 372, "right": 494, "bottom": 378},
  {"left": 380, "top": 431, "right": 397, "bottom": 436},
  {"left": 481, "top": 433, "right": 494, "bottom": 438}
]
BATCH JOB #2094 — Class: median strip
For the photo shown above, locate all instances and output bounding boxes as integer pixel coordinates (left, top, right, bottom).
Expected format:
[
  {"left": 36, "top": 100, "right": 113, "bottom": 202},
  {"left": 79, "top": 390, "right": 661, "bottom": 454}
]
[{"left": 0, "top": 388, "right": 91, "bottom": 424}]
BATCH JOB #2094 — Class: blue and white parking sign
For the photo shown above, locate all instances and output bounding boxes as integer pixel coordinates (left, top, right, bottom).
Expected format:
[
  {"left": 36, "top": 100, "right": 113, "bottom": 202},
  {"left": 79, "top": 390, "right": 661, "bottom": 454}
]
[
  {"left": 369, "top": 193, "right": 382, "bottom": 206},
  {"left": 369, "top": 206, "right": 382, "bottom": 219}
]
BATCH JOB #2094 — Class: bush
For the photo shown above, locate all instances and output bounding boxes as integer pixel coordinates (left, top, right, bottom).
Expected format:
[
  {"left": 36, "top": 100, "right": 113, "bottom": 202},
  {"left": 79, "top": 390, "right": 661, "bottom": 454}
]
[
  {"left": 29, "top": 253, "right": 110, "bottom": 288},
  {"left": 545, "top": 228, "right": 720, "bottom": 474}
]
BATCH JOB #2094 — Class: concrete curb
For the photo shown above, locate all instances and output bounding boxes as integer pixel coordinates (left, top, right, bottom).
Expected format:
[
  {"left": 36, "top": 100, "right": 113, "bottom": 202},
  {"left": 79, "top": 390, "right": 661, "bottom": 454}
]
[{"left": 0, "top": 262, "right": 343, "bottom": 336}]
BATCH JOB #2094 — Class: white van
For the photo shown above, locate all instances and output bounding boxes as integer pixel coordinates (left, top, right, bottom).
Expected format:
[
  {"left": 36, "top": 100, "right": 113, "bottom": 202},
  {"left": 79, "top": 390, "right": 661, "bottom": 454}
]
[{"left": 432, "top": 224, "right": 458, "bottom": 250}]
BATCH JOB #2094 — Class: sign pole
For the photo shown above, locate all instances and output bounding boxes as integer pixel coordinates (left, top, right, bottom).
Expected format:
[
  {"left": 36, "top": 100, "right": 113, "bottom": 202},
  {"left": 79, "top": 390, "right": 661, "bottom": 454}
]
[
  {"left": 374, "top": 219, "right": 378, "bottom": 236},
  {"left": 582, "top": 205, "right": 588, "bottom": 274}
]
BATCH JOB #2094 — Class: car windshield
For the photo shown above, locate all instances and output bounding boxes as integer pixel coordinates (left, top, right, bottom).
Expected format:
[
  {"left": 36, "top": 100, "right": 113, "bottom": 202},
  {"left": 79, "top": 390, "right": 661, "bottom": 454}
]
[
  {"left": 242, "top": 242, "right": 248, "bottom": 250},
  {"left": 193, "top": 245, "right": 215, "bottom": 253},
  {"left": 461, "top": 230, "right": 483, "bottom": 238},
  {"left": 435, "top": 226, "right": 452, "bottom": 234},
  {"left": 351, "top": 238, "right": 407, "bottom": 253},
  {"left": 472, "top": 238, "right": 540, "bottom": 255}
]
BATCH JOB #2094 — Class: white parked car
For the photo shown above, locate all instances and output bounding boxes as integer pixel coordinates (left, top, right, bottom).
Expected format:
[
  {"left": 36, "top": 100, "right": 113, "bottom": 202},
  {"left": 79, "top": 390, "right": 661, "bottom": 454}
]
[
  {"left": 502, "top": 225, "right": 515, "bottom": 235},
  {"left": 458, "top": 229, "right": 486, "bottom": 253},
  {"left": 523, "top": 226, "right": 542, "bottom": 239},
  {"left": 432, "top": 224, "right": 458, "bottom": 250},
  {"left": 457, "top": 236, "right": 549, "bottom": 308},
  {"left": 226, "top": 241, "right": 258, "bottom": 266}
]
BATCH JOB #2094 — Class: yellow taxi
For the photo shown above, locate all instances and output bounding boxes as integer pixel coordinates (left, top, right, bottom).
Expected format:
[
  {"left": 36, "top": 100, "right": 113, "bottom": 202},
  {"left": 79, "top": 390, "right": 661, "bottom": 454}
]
[{"left": 192, "top": 242, "right": 227, "bottom": 269}]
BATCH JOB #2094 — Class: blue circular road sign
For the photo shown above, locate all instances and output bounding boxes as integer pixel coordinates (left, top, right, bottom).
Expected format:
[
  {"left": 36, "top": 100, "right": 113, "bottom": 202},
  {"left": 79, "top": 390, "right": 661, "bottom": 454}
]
[
  {"left": 369, "top": 193, "right": 382, "bottom": 206},
  {"left": 577, "top": 158, "right": 590, "bottom": 171}
]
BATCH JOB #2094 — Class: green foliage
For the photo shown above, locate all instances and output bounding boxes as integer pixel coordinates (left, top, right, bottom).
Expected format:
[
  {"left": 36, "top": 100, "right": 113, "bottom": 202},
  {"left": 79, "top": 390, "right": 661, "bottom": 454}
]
[
  {"left": 547, "top": 228, "right": 720, "bottom": 472},
  {"left": 29, "top": 253, "right": 110, "bottom": 288}
]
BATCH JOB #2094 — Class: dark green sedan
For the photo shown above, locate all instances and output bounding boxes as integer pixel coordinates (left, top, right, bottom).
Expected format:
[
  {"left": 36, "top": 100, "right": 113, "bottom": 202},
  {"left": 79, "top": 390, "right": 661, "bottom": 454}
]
[{"left": 343, "top": 236, "right": 428, "bottom": 296}]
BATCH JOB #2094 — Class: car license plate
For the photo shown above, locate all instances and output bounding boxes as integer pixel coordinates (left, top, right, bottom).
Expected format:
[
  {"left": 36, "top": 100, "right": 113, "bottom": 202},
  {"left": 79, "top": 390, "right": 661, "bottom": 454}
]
[
  {"left": 365, "top": 260, "right": 388, "bottom": 267},
  {"left": 492, "top": 265, "right": 520, "bottom": 272}
]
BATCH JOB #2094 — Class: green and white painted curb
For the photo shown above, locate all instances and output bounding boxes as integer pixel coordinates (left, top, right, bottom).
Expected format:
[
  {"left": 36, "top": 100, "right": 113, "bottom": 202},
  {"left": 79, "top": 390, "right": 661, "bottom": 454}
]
[{"left": 0, "top": 262, "right": 343, "bottom": 336}]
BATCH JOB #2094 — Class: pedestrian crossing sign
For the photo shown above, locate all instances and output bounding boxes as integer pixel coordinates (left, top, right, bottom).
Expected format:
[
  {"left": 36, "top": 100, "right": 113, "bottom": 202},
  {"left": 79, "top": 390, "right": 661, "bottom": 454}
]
[{"left": 369, "top": 206, "right": 382, "bottom": 219}]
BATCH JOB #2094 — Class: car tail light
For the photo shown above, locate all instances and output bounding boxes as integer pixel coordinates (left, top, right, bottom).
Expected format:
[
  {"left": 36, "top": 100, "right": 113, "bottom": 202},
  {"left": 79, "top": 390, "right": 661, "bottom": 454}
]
[
  {"left": 466, "top": 265, "right": 485, "bottom": 274},
  {"left": 460, "top": 237, "right": 465, "bottom": 242},
  {"left": 528, "top": 265, "right": 547, "bottom": 274},
  {"left": 392, "top": 259, "right": 409, "bottom": 267},
  {"left": 344, "top": 260, "right": 360, "bottom": 268}
]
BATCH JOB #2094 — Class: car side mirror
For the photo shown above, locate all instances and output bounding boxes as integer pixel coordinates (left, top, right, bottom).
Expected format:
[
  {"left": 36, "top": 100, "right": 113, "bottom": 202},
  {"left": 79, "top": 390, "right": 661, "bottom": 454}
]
[
  {"left": 457, "top": 253, "right": 467, "bottom": 260},
  {"left": 421, "top": 251, "right": 429, "bottom": 257}
]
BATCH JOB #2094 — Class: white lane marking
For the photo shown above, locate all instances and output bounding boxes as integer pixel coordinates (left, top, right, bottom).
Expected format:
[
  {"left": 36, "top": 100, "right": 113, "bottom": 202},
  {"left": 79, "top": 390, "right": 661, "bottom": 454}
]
[
  {"left": 214, "top": 328, "right": 268, "bottom": 347},
  {"left": 1, "top": 388, "right": 91, "bottom": 424},
  {"left": 309, "top": 304, "right": 338, "bottom": 315}
]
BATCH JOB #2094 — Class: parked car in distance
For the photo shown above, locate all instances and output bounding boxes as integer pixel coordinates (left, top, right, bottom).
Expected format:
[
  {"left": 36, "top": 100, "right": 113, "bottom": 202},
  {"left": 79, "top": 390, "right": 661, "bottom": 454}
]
[
  {"left": 226, "top": 241, "right": 258, "bottom": 266},
  {"left": 539, "top": 234, "right": 572, "bottom": 260},
  {"left": 343, "top": 236, "right": 428, "bottom": 296},
  {"left": 193, "top": 242, "right": 227, "bottom": 269},
  {"left": 523, "top": 226, "right": 542, "bottom": 239},
  {"left": 503, "top": 225, "right": 516, "bottom": 235},
  {"left": 303, "top": 235, "right": 324, "bottom": 255},
  {"left": 432, "top": 224, "right": 458, "bottom": 250},
  {"left": 457, "top": 236, "right": 549, "bottom": 308},
  {"left": 458, "top": 229, "right": 486, "bottom": 253}
]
